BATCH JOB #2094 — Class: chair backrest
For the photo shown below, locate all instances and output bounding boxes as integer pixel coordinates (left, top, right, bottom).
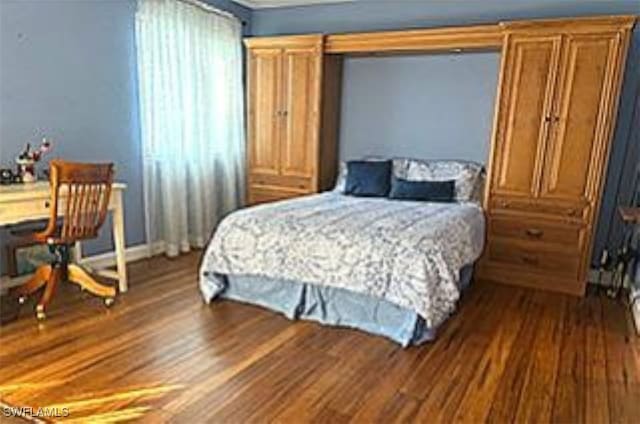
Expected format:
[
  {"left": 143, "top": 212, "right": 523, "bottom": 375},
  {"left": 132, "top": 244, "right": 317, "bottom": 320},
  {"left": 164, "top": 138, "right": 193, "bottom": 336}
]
[{"left": 40, "top": 160, "right": 114, "bottom": 243}]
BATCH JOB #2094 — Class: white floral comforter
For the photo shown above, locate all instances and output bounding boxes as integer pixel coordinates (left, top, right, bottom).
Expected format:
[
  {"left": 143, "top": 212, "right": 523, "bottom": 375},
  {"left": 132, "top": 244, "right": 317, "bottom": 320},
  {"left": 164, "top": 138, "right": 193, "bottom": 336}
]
[{"left": 199, "top": 193, "right": 485, "bottom": 328}]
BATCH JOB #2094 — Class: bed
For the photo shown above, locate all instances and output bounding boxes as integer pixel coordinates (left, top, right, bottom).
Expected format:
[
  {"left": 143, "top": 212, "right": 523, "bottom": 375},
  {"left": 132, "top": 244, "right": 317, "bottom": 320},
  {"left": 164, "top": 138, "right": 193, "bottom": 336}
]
[{"left": 199, "top": 159, "right": 486, "bottom": 346}]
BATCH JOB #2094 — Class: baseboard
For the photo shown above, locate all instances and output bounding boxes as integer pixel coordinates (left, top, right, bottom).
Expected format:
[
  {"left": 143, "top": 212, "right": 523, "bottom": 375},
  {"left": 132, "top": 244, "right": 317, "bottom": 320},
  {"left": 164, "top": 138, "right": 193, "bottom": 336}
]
[
  {"left": 632, "top": 298, "right": 640, "bottom": 336},
  {"left": 0, "top": 242, "right": 166, "bottom": 292},
  {"left": 588, "top": 268, "right": 613, "bottom": 286},
  {"left": 81, "top": 241, "right": 166, "bottom": 270}
]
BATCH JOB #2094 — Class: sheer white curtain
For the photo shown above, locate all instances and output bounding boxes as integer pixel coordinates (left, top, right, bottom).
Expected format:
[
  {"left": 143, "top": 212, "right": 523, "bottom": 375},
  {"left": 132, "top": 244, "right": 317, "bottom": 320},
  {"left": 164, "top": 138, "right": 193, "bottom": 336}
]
[{"left": 135, "top": 0, "right": 245, "bottom": 257}]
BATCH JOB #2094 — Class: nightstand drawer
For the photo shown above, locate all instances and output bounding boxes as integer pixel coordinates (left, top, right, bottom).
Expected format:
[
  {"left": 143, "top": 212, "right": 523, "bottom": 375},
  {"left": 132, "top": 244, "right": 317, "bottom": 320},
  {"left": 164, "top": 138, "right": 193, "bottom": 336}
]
[
  {"left": 486, "top": 240, "right": 580, "bottom": 278},
  {"left": 489, "top": 217, "right": 584, "bottom": 247}
]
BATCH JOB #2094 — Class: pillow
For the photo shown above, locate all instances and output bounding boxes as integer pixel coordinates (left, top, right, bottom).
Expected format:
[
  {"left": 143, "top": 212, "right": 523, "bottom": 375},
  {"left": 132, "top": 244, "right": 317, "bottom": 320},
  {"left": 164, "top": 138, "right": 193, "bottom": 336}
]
[
  {"left": 389, "top": 177, "right": 456, "bottom": 202},
  {"left": 333, "top": 158, "right": 408, "bottom": 193},
  {"left": 345, "top": 160, "right": 392, "bottom": 197},
  {"left": 404, "top": 159, "right": 485, "bottom": 202}
]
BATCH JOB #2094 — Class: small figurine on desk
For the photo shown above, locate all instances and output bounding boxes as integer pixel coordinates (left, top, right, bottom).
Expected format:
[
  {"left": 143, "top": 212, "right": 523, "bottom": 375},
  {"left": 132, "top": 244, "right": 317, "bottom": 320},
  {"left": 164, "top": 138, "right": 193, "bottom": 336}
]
[{"left": 15, "top": 138, "right": 52, "bottom": 183}]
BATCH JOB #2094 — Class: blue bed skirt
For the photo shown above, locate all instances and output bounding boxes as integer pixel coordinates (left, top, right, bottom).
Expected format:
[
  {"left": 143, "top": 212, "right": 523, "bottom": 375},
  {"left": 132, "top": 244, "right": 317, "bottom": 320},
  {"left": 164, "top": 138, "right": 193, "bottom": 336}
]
[{"left": 214, "top": 266, "right": 473, "bottom": 347}]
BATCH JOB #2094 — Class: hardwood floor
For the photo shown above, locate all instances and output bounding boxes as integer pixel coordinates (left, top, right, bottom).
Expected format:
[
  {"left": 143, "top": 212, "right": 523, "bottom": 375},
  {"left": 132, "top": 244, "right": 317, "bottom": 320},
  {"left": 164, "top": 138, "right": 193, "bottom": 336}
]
[{"left": 0, "top": 253, "right": 638, "bottom": 423}]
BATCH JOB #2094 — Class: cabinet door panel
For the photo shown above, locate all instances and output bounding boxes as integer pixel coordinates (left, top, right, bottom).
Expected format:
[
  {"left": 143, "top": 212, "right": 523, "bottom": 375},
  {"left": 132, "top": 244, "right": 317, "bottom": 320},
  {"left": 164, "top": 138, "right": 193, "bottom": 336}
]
[
  {"left": 492, "top": 35, "right": 562, "bottom": 197},
  {"left": 248, "top": 49, "right": 281, "bottom": 176},
  {"left": 280, "top": 47, "right": 321, "bottom": 180},
  {"left": 541, "top": 33, "right": 620, "bottom": 202}
]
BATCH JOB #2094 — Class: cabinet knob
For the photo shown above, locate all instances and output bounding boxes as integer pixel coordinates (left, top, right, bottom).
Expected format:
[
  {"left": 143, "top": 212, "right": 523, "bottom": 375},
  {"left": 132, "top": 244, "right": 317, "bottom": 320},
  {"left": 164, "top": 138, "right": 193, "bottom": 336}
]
[
  {"left": 521, "top": 255, "right": 539, "bottom": 266},
  {"left": 544, "top": 116, "right": 552, "bottom": 122},
  {"left": 566, "top": 208, "right": 578, "bottom": 217},
  {"left": 44, "top": 201, "right": 50, "bottom": 208},
  {"left": 525, "top": 228, "right": 543, "bottom": 238}
]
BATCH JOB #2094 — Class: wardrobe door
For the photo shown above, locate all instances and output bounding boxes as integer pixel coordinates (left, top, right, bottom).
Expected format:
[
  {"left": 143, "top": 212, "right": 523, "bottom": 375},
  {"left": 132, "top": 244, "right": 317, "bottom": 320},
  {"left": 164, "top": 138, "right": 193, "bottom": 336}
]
[
  {"left": 491, "top": 34, "right": 562, "bottom": 197},
  {"left": 247, "top": 48, "right": 282, "bottom": 177},
  {"left": 540, "top": 32, "right": 622, "bottom": 205},
  {"left": 280, "top": 46, "right": 321, "bottom": 184}
]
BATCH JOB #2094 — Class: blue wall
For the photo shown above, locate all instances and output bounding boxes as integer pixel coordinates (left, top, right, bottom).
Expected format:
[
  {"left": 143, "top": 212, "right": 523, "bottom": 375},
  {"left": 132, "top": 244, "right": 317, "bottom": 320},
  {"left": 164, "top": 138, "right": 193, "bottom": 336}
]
[
  {"left": 339, "top": 52, "right": 499, "bottom": 163},
  {"left": 0, "top": 0, "right": 250, "bottom": 266},
  {"left": 252, "top": 0, "right": 640, "bottom": 265}
]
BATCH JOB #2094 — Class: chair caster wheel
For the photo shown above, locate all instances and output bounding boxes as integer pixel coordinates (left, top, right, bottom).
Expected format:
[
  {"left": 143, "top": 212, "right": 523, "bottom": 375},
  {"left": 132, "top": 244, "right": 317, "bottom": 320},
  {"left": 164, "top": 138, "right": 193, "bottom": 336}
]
[
  {"left": 104, "top": 298, "right": 115, "bottom": 307},
  {"left": 36, "top": 306, "right": 46, "bottom": 321},
  {"left": 18, "top": 296, "right": 26, "bottom": 305}
]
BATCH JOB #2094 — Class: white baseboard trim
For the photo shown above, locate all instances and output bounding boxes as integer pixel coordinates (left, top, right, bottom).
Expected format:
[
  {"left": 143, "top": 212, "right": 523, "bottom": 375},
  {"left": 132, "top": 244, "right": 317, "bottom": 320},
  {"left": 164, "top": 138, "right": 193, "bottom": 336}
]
[
  {"left": 80, "top": 241, "right": 166, "bottom": 270},
  {"left": 632, "top": 298, "right": 640, "bottom": 336},
  {"left": 588, "top": 268, "right": 613, "bottom": 286},
  {"left": 0, "top": 242, "right": 166, "bottom": 292}
]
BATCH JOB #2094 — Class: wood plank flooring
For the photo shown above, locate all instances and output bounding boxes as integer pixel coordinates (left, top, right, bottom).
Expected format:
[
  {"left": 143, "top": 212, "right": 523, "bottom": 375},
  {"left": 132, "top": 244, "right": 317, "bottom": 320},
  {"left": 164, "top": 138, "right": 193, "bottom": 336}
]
[{"left": 0, "top": 253, "right": 638, "bottom": 423}]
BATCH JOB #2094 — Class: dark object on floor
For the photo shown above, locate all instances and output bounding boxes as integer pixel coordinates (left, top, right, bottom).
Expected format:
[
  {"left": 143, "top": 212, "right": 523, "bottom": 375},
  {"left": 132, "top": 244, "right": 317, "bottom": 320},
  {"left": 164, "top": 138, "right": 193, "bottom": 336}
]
[{"left": 0, "top": 293, "right": 21, "bottom": 324}]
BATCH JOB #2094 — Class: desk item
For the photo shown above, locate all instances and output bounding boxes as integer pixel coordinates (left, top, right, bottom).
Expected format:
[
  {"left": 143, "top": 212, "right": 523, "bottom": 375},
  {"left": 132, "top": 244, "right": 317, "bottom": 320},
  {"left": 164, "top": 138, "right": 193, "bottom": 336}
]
[
  {"left": 0, "top": 168, "right": 13, "bottom": 185},
  {"left": 12, "top": 161, "right": 119, "bottom": 320},
  {"left": 15, "top": 138, "right": 52, "bottom": 183},
  {"left": 0, "top": 174, "right": 128, "bottom": 295}
]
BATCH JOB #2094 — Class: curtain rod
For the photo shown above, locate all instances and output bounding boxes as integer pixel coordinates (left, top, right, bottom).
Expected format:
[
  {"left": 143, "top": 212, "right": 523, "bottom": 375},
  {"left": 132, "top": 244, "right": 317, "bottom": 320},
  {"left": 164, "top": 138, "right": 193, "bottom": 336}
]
[{"left": 174, "top": 0, "right": 247, "bottom": 26}]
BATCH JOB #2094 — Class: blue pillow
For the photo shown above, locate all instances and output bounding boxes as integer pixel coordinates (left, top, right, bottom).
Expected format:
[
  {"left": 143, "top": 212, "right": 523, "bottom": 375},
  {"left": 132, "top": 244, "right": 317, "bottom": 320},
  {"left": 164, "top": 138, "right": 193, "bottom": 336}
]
[
  {"left": 389, "top": 177, "right": 455, "bottom": 202},
  {"left": 345, "top": 160, "right": 392, "bottom": 197}
]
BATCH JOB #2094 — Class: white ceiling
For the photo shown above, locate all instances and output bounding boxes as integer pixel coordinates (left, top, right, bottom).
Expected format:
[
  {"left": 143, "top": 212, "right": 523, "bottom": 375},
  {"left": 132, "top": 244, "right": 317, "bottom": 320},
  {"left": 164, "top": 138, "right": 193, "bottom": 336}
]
[{"left": 233, "top": 0, "right": 354, "bottom": 9}]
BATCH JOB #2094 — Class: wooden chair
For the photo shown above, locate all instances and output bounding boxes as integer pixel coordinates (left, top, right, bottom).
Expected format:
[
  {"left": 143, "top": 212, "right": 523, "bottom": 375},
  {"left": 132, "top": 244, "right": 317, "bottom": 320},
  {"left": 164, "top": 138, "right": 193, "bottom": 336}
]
[{"left": 12, "top": 160, "right": 116, "bottom": 320}]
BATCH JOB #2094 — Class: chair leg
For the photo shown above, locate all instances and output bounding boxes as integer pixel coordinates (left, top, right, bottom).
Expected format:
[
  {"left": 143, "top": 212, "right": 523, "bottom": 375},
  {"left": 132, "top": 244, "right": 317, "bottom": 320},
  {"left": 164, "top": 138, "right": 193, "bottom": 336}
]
[
  {"left": 68, "top": 264, "right": 116, "bottom": 301},
  {"left": 13, "top": 265, "right": 51, "bottom": 300},
  {"left": 35, "top": 267, "right": 61, "bottom": 321}
]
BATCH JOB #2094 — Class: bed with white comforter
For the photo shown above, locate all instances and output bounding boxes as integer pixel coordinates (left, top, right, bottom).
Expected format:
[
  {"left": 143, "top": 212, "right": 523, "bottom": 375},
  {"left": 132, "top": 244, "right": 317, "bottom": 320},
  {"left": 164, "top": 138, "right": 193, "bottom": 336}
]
[{"left": 200, "top": 190, "right": 485, "bottom": 342}]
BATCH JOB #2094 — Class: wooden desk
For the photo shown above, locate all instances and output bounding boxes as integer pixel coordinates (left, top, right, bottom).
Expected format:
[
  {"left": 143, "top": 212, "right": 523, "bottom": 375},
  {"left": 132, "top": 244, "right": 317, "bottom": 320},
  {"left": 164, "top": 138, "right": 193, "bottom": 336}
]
[{"left": 0, "top": 182, "right": 128, "bottom": 292}]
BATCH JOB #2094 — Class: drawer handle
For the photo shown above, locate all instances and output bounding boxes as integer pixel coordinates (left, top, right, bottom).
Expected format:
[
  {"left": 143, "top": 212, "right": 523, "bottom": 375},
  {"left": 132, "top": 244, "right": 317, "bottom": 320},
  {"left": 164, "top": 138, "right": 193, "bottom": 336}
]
[
  {"left": 566, "top": 208, "right": 578, "bottom": 217},
  {"left": 499, "top": 200, "right": 511, "bottom": 208},
  {"left": 525, "top": 228, "right": 543, "bottom": 238},
  {"left": 521, "top": 255, "right": 539, "bottom": 265},
  {"left": 44, "top": 201, "right": 50, "bottom": 208}
]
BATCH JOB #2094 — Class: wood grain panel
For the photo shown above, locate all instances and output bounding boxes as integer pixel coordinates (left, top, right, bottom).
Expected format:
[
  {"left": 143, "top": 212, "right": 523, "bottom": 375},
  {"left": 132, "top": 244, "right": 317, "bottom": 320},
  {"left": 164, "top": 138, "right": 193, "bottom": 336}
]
[
  {"left": 541, "top": 33, "right": 620, "bottom": 202},
  {"left": 491, "top": 34, "right": 561, "bottom": 197},
  {"left": 280, "top": 46, "right": 321, "bottom": 180},
  {"left": 247, "top": 48, "right": 281, "bottom": 177},
  {"left": 325, "top": 24, "right": 503, "bottom": 54},
  {"left": 486, "top": 239, "right": 581, "bottom": 278},
  {"left": 489, "top": 215, "right": 584, "bottom": 247}
]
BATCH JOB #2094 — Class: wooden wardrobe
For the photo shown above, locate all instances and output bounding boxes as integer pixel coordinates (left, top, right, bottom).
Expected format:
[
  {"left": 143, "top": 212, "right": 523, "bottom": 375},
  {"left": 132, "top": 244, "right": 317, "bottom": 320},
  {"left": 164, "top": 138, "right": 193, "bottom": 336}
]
[
  {"left": 479, "top": 17, "right": 634, "bottom": 295},
  {"left": 245, "top": 34, "right": 340, "bottom": 205},
  {"left": 244, "top": 15, "right": 635, "bottom": 295}
]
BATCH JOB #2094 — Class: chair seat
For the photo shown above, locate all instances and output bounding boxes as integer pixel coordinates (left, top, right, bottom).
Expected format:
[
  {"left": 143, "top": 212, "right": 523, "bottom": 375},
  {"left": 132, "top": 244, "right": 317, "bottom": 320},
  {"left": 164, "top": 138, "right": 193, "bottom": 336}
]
[{"left": 7, "top": 220, "right": 64, "bottom": 244}]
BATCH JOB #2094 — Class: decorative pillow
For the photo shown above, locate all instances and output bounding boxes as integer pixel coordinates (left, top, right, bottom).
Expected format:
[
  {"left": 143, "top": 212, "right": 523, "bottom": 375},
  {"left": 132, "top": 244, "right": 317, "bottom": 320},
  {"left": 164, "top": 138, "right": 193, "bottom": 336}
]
[
  {"left": 389, "top": 177, "right": 456, "bottom": 202},
  {"left": 333, "top": 158, "right": 407, "bottom": 192},
  {"left": 404, "top": 159, "right": 485, "bottom": 202},
  {"left": 344, "top": 160, "right": 392, "bottom": 197}
]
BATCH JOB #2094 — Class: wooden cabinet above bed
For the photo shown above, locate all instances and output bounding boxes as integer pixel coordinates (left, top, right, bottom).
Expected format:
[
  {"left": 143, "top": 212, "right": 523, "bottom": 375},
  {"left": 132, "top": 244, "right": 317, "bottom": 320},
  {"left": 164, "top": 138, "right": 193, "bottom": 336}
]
[{"left": 245, "top": 35, "right": 341, "bottom": 205}]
